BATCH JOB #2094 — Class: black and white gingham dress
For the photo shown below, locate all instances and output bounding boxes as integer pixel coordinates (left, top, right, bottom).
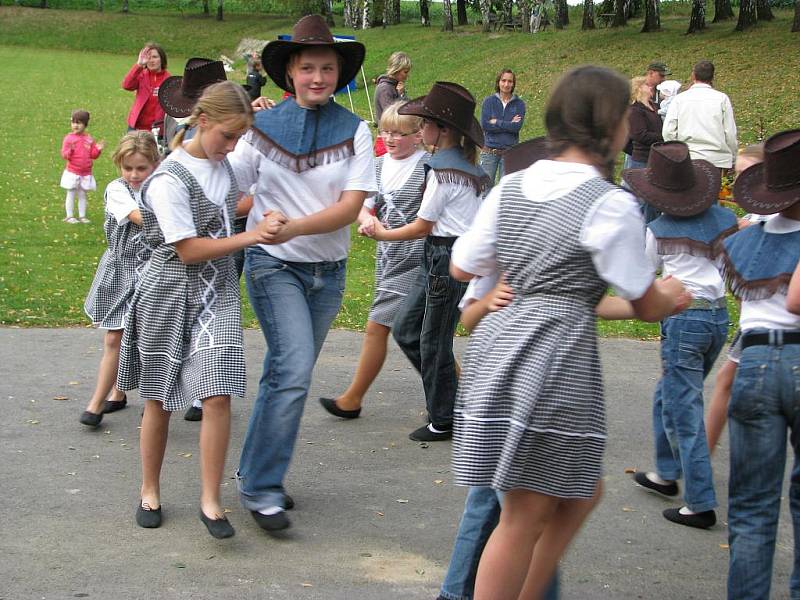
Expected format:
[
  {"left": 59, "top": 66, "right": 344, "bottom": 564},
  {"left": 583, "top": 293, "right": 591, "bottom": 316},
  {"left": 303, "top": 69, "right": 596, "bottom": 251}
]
[
  {"left": 84, "top": 179, "right": 152, "bottom": 330},
  {"left": 453, "top": 174, "right": 616, "bottom": 499},
  {"left": 368, "top": 153, "right": 429, "bottom": 327},
  {"left": 117, "top": 160, "right": 246, "bottom": 411}
]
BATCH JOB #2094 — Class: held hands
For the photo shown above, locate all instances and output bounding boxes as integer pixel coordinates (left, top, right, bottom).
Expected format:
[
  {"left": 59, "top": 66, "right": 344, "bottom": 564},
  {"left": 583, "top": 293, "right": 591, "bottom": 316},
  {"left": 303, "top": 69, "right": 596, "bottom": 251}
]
[
  {"left": 488, "top": 276, "right": 514, "bottom": 312},
  {"left": 252, "top": 210, "right": 294, "bottom": 245},
  {"left": 251, "top": 97, "right": 276, "bottom": 112},
  {"left": 658, "top": 275, "right": 693, "bottom": 316},
  {"left": 358, "top": 216, "right": 386, "bottom": 240}
]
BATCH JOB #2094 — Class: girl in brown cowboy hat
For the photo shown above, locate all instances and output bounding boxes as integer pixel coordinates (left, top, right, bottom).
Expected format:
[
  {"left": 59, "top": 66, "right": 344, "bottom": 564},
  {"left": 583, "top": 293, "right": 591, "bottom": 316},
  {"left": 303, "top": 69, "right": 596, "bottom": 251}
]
[
  {"left": 360, "top": 81, "right": 490, "bottom": 443},
  {"left": 226, "top": 14, "right": 377, "bottom": 534},
  {"left": 449, "top": 66, "right": 691, "bottom": 598}
]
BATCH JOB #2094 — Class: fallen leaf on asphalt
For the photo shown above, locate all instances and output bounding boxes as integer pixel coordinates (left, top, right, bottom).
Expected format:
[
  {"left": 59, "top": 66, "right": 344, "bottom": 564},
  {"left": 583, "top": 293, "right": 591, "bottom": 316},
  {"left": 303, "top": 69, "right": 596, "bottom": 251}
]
[
  {"left": 415, "top": 568, "right": 425, "bottom": 575},
  {"left": 622, "top": 507, "right": 636, "bottom": 512},
  {"left": 66, "top": 489, "right": 80, "bottom": 494},
  {"left": 27, "top": 419, "right": 39, "bottom": 424},
  {"left": 173, "top": 563, "right": 186, "bottom": 569},
  {"left": 360, "top": 552, "right": 372, "bottom": 557},
  {"left": 624, "top": 467, "right": 636, "bottom": 474},
  {"left": 376, "top": 512, "right": 384, "bottom": 517},
  {"left": 719, "top": 544, "right": 729, "bottom": 549},
  {"left": 434, "top": 480, "right": 444, "bottom": 485},
  {"left": 223, "top": 508, "right": 232, "bottom": 513},
  {"left": 68, "top": 381, "right": 79, "bottom": 385},
  {"left": 396, "top": 499, "right": 409, "bottom": 504},
  {"left": 301, "top": 583, "right": 313, "bottom": 587},
  {"left": 67, "top": 472, "right": 76, "bottom": 476},
  {"left": 53, "top": 395, "right": 68, "bottom": 401},
  {"left": 180, "top": 453, "right": 192, "bottom": 458},
  {"left": 419, "top": 442, "right": 429, "bottom": 449},
  {"left": 68, "top": 446, "right": 75, "bottom": 450}
]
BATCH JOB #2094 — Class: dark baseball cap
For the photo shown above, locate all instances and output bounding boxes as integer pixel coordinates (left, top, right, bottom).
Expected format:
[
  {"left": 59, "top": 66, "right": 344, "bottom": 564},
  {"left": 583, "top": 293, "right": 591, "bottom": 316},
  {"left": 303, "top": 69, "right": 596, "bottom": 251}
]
[{"left": 647, "top": 62, "right": 671, "bottom": 75}]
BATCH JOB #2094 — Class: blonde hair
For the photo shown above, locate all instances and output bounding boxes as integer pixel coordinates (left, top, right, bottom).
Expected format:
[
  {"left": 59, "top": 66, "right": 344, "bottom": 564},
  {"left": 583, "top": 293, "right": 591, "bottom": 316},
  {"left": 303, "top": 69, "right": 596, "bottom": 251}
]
[
  {"left": 630, "top": 76, "right": 650, "bottom": 104},
  {"left": 386, "top": 51, "right": 412, "bottom": 78},
  {"left": 112, "top": 130, "right": 160, "bottom": 169},
  {"left": 171, "top": 81, "right": 253, "bottom": 150},
  {"left": 379, "top": 101, "right": 423, "bottom": 134}
]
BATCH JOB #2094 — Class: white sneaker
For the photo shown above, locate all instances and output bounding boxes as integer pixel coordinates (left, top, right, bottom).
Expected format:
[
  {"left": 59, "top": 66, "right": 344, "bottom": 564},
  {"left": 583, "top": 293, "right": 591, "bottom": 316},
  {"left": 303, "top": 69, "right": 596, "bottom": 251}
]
[{"left": 65, "top": 217, "right": 79, "bottom": 224}]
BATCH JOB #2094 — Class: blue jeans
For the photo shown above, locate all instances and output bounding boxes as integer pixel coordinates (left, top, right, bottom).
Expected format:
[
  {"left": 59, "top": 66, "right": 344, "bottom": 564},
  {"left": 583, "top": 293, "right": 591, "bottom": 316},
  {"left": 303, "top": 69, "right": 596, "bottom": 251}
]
[
  {"left": 440, "top": 487, "right": 560, "bottom": 600},
  {"left": 621, "top": 155, "right": 661, "bottom": 224},
  {"left": 727, "top": 334, "right": 800, "bottom": 600},
  {"left": 652, "top": 307, "right": 729, "bottom": 513},
  {"left": 479, "top": 151, "right": 504, "bottom": 186},
  {"left": 392, "top": 240, "right": 466, "bottom": 429},
  {"left": 237, "top": 247, "right": 346, "bottom": 511}
]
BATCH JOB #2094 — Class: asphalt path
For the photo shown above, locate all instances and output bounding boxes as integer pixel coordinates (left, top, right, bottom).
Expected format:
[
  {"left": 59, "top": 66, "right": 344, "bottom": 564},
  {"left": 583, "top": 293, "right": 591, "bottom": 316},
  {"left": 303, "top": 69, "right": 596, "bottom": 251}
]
[{"left": 1, "top": 328, "right": 796, "bottom": 599}]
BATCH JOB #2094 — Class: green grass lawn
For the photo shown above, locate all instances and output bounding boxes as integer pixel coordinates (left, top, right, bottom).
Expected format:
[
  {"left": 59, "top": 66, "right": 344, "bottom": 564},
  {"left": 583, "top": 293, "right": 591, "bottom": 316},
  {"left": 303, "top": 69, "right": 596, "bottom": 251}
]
[{"left": 2, "top": 5, "right": 795, "bottom": 333}]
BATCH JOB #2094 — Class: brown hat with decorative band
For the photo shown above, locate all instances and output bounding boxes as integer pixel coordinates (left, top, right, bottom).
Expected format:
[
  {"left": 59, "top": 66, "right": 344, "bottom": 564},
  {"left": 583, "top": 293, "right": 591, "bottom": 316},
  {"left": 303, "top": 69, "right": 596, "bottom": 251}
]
[
  {"left": 158, "top": 58, "right": 227, "bottom": 118},
  {"left": 733, "top": 129, "right": 800, "bottom": 215},
  {"left": 262, "top": 14, "right": 365, "bottom": 94},
  {"left": 398, "top": 81, "right": 484, "bottom": 148},
  {"left": 622, "top": 141, "right": 721, "bottom": 217}
]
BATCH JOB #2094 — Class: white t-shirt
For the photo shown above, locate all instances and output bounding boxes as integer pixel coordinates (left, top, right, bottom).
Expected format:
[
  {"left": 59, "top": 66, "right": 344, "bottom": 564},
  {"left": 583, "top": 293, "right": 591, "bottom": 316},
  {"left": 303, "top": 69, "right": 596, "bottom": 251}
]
[
  {"left": 364, "top": 149, "right": 426, "bottom": 211},
  {"left": 228, "top": 120, "right": 377, "bottom": 262},
  {"left": 739, "top": 215, "right": 800, "bottom": 331},
  {"left": 105, "top": 179, "right": 141, "bottom": 226},
  {"left": 144, "top": 146, "right": 232, "bottom": 244},
  {"left": 459, "top": 273, "right": 500, "bottom": 311},
  {"left": 645, "top": 229, "right": 725, "bottom": 301},
  {"left": 452, "top": 160, "right": 654, "bottom": 301},
  {"left": 417, "top": 171, "right": 482, "bottom": 237}
]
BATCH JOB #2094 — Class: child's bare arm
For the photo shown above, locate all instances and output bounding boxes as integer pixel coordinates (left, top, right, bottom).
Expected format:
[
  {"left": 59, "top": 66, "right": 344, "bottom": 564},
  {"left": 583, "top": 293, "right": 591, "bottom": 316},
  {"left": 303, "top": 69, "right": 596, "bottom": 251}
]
[
  {"left": 596, "top": 295, "right": 635, "bottom": 320},
  {"left": 127, "top": 209, "right": 143, "bottom": 226},
  {"left": 460, "top": 278, "right": 514, "bottom": 332},
  {"left": 368, "top": 217, "right": 434, "bottom": 242}
]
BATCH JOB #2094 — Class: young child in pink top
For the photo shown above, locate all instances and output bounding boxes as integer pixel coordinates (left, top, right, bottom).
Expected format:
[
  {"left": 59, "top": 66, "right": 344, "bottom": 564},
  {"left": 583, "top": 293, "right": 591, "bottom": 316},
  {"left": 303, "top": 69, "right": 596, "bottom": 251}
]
[{"left": 60, "top": 109, "right": 105, "bottom": 224}]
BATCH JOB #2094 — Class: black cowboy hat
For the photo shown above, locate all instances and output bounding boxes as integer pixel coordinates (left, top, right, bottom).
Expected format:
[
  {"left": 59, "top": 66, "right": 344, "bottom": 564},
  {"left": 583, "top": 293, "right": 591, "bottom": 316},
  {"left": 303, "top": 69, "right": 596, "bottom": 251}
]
[
  {"left": 503, "top": 137, "right": 549, "bottom": 175},
  {"left": 398, "top": 82, "right": 484, "bottom": 148},
  {"left": 733, "top": 129, "right": 800, "bottom": 215},
  {"left": 158, "top": 58, "right": 227, "bottom": 118},
  {"left": 622, "top": 141, "right": 721, "bottom": 217},
  {"left": 261, "top": 14, "right": 366, "bottom": 94}
]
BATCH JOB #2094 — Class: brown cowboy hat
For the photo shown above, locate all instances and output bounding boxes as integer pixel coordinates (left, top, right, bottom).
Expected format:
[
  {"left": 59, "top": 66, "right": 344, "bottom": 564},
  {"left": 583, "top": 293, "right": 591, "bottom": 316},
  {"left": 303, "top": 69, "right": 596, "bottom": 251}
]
[
  {"left": 398, "top": 82, "right": 484, "bottom": 148},
  {"left": 503, "top": 137, "right": 549, "bottom": 175},
  {"left": 158, "top": 58, "right": 227, "bottom": 118},
  {"left": 261, "top": 14, "right": 365, "bottom": 94},
  {"left": 733, "top": 129, "right": 800, "bottom": 215},
  {"left": 622, "top": 141, "right": 721, "bottom": 217}
]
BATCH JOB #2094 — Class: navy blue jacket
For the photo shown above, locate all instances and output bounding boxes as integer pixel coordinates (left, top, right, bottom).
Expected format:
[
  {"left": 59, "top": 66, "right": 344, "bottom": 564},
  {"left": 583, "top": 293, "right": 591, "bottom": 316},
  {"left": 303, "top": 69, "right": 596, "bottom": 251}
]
[{"left": 480, "top": 93, "right": 526, "bottom": 150}]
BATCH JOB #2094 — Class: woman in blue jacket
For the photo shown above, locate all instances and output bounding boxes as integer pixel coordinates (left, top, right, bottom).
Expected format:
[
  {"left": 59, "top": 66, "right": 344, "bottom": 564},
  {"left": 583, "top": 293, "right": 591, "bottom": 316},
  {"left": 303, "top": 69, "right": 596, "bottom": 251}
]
[{"left": 479, "top": 69, "right": 526, "bottom": 184}]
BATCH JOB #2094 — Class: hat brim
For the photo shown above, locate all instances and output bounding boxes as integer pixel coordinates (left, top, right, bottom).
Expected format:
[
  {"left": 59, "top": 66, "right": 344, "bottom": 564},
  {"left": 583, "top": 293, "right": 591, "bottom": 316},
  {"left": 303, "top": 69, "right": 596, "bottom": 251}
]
[
  {"left": 622, "top": 159, "right": 721, "bottom": 217},
  {"left": 732, "top": 162, "right": 800, "bottom": 215},
  {"left": 158, "top": 76, "right": 195, "bottom": 118},
  {"left": 398, "top": 96, "right": 484, "bottom": 148},
  {"left": 503, "top": 137, "right": 549, "bottom": 175},
  {"left": 261, "top": 39, "right": 366, "bottom": 95}
]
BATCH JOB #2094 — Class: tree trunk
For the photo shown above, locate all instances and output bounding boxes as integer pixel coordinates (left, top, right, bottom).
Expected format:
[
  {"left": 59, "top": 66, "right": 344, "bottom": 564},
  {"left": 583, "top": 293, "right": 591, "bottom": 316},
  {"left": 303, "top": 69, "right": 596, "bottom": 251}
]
[
  {"left": 362, "top": 0, "right": 372, "bottom": 28},
  {"left": 40, "top": 0, "right": 47, "bottom": 7},
  {"left": 344, "top": 0, "right": 361, "bottom": 28},
  {"left": 420, "top": 0, "right": 430, "bottom": 25},
  {"left": 756, "top": 0, "right": 773, "bottom": 21},
  {"left": 202, "top": 0, "right": 209, "bottom": 14},
  {"left": 612, "top": 0, "right": 627, "bottom": 26},
  {"left": 641, "top": 0, "right": 661, "bottom": 31},
  {"left": 502, "top": 0, "right": 513, "bottom": 24},
  {"left": 393, "top": 0, "right": 400, "bottom": 23},
  {"left": 216, "top": 0, "right": 223, "bottom": 20},
  {"left": 582, "top": 0, "right": 595, "bottom": 29},
  {"left": 121, "top": 0, "right": 129, "bottom": 12},
  {"left": 519, "top": 0, "right": 532, "bottom": 32},
  {"left": 480, "top": 0, "right": 492, "bottom": 31},
  {"left": 793, "top": 0, "right": 800, "bottom": 31},
  {"left": 712, "top": 0, "right": 734, "bottom": 21},
  {"left": 457, "top": 0, "right": 469, "bottom": 25},
  {"left": 97, "top": 0, "right": 103, "bottom": 10},
  {"left": 735, "top": 0, "right": 757, "bottom": 30},
  {"left": 555, "top": 0, "right": 568, "bottom": 28},
  {"left": 442, "top": 0, "right": 454, "bottom": 30},
  {"left": 687, "top": 0, "right": 706, "bottom": 32},
  {"left": 322, "top": 0, "right": 335, "bottom": 25}
]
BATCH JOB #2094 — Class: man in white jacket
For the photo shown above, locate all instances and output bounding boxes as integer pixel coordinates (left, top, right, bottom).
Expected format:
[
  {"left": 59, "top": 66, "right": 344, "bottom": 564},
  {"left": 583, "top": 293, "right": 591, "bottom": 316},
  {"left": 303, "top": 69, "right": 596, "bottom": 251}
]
[{"left": 663, "top": 60, "right": 738, "bottom": 170}]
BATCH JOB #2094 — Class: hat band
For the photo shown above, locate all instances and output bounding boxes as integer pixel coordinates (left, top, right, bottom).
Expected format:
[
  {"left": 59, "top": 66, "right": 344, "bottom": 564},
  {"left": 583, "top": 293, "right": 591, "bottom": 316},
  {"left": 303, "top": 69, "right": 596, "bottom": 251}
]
[
  {"left": 646, "top": 170, "right": 694, "bottom": 192},
  {"left": 295, "top": 36, "right": 335, "bottom": 43},
  {"left": 767, "top": 173, "right": 800, "bottom": 191}
]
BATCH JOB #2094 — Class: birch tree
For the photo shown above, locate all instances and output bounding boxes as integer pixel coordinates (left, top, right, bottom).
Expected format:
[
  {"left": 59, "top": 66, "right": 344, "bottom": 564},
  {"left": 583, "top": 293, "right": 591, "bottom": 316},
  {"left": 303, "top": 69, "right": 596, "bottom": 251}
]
[
  {"left": 641, "top": 0, "right": 661, "bottom": 32},
  {"left": 420, "top": 0, "right": 431, "bottom": 25},
  {"left": 735, "top": 0, "right": 757, "bottom": 30},
  {"left": 582, "top": 0, "right": 595, "bottom": 29},
  {"left": 687, "top": 0, "right": 706, "bottom": 32},
  {"left": 480, "top": 0, "right": 492, "bottom": 31},
  {"left": 712, "top": 0, "right": 734, "bottom": 21},
  {"left": 443, "top": 0, "right": 454, "bottom": 30}
]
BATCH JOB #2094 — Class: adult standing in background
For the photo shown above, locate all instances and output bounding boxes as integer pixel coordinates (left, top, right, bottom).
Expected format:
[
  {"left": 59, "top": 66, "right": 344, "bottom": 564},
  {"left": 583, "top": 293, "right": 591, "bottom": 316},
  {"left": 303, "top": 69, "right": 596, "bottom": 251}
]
[
  {"left": 122, "top": 43, "right": 170, "bottom": 134},
  {"left": 479, "top": 69, "right": 526, "bottom": 184},
  {"left": 624, "top": 76, "right": 664, "bottom": 223},
  {"left": 644, "top": 61, "right": 670, "bottom": 109},
  {"left": 373, "top": 51, "right": 412, "bottom": 156},
  {"left": 663, "top": 60, "right": 738, "bottom": 172}
]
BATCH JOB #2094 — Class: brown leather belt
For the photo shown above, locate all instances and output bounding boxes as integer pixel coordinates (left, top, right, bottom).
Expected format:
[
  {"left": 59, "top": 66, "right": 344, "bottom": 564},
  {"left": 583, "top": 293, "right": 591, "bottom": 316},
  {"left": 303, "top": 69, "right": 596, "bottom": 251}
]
[{"left": 483, "top": 147, "right": 506, "bottom": 156}]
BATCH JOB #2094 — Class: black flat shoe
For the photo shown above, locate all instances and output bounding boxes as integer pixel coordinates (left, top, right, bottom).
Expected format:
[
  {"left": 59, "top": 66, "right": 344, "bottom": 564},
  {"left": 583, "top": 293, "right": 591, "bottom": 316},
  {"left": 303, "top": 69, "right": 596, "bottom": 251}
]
[
  {"left": 136, "top": 502, "right": 162, "bottom": 528},
  {"left": 250, "top": 509, "right": 291, "bottom": 532},
  {"left": 663, "top": 508, "right": 716, "bottom": 529},
  {"left": 319, "top": 397, "right": 361, "bottom": 419},
  {"left": 283, "top": 494, "right": 294, "bottom": 511},
  {"left": 409, "top": 424, "right": 452, "bottom": 442},
  {"left": 103, "top": 394, "right": 127, "bottom": 414},
  {"left": 79, "top": 410, "right": 103, "bottom": 427},
  {"left": 184, "top": 406, "right": 203, "bottom": 422},
  {"left": 200, "top": 510, "right": 235, "bottom": 539},
  {"left": 633, "top": 471, "right": 679, "bottom": 498}
]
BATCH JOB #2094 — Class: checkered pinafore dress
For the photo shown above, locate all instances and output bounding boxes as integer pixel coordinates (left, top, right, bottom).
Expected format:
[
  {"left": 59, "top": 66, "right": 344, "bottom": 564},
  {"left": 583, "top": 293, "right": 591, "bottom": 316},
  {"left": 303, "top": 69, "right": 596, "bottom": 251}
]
[
  {"left": 117, "top": 160, "right": 246, "bottom": 410},
  {"left": 453, "top": 173, "right": 616, "bottom": 499},
  {"left": 84, "top": 179, "right": 152, "bottom": 330},
  {"left": 368, "top": 153, "right": 429, "bottom": 327}
]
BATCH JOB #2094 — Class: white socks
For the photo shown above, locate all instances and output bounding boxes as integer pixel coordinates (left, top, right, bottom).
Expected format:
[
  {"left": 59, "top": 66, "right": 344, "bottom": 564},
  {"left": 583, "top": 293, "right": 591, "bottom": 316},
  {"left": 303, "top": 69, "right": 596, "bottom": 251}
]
[
  {"left": 257, "top": 506, "right": 284, "bottom": 516},
  {"left": 647, "top": 471, "right": 674, "bottom": 486},
  {"left": 427, "top": 423, "right": 450, "bottom": 434}
]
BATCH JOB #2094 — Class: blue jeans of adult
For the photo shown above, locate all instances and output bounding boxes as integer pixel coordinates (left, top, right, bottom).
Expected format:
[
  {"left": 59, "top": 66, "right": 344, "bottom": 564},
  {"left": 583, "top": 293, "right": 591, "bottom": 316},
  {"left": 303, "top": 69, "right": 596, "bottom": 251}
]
[
  {"left": 652, "top": 306, "right": 729, "bottom": 513},
  {"left": 479, "top": 151, "right": 504, "bottom": 186},
  {"left": 727, "top": 333, "right": 800, "bottom": 600},
  {"left": 439, "top": 487, "right": 560, "bottom": 600},
  {"left": 621, "top": 155, "right": 661, "bottom": 224},
  {"left": 237, "top": 247, "right": 346, "bottom": 511},
  {"left": 392, "top": 239, "right": 466, "bottom": 430}
]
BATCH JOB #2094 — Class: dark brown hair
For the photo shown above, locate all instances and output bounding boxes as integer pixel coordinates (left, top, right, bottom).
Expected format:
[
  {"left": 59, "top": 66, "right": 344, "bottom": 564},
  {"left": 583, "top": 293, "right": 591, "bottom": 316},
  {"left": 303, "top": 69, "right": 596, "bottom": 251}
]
[
  {"left": 494, "top": 69, "right": 516, "bottom": 94},
  {"left": 144, "top": 42, "right": 168, "bottom": 71},
  {"left": 545, "top": 65, "right": 630, "bottom": 179},
  {"left": 693, "top": 60, "right": 714, "bottom": 84},
  {"left": 71, "top": 109, "right": 90, "bottom": 126}
]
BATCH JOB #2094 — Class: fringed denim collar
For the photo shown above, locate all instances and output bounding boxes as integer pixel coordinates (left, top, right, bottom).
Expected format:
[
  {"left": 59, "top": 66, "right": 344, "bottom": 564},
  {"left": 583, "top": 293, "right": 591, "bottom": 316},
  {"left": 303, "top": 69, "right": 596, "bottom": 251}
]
[
  {"left": 424, "top": 147, "right": 491, "bottom": 196},
  {"left": 648, "top": 205, "right": 738, "bottom": 258}
]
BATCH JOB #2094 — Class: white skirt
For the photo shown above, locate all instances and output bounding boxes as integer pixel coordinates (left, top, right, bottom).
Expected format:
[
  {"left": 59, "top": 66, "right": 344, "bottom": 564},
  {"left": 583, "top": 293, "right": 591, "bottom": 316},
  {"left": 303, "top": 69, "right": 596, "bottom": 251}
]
[{"left": 60, "top": 170, "right": 97, "bottom": 191}]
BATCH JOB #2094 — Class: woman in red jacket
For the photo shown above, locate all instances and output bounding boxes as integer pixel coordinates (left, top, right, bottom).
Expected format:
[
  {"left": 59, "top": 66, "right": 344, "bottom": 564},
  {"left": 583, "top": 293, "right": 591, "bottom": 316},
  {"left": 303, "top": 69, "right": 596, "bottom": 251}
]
[{"left": 122, "top": 43, "right": 170, "bottom": 134}]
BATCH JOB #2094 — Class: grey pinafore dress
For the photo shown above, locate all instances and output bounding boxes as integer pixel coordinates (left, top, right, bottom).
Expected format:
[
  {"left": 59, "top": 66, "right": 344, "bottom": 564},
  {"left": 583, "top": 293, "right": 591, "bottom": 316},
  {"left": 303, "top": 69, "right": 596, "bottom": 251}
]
[
  {"left": 368, "top": 152, "right": 430, "bottom": 327},
  {"left": 117, "top": 159, "right": 246, "bottom": 411},
  {"left": 453, "top": 173, "right": 616, "bottom": 499},
  {"left": 84, "top": 178, "right": 152, "bottom": 329}
]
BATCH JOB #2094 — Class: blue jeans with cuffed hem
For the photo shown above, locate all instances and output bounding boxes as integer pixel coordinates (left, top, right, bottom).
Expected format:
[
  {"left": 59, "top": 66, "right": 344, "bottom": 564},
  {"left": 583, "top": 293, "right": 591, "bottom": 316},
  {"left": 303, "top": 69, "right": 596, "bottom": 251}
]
[
  {"left": 439, "top": 487, "right": 560, "bottom": 600},
  {"left": 237, "top": 247, "right": 345, "bottom": 512},
  {"left": 727, "top": 335, "right": 800, "bottom": 600},
  {"left": 652, "top": 307, "right": 728, "bottom": 513}
]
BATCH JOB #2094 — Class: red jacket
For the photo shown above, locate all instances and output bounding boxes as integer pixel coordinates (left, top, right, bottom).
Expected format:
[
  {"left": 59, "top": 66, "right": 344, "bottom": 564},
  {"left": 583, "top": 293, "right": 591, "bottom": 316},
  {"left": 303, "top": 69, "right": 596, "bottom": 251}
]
[
  {"left": 122, "top": 64, "right": 170, "bottom": 129},
  {"left": 61, "top": 132, "right": 101, "bottom": 176}
]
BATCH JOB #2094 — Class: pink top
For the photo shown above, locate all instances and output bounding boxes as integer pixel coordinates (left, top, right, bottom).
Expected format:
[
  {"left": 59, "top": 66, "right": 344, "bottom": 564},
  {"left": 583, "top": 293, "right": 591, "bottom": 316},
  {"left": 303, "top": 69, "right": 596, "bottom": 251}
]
[
  {"left": 61, "top": 132, "right": 101, "bottom": 176},
  {"left": 122, "top": 64, "right": 170, "bottom": 129}
]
